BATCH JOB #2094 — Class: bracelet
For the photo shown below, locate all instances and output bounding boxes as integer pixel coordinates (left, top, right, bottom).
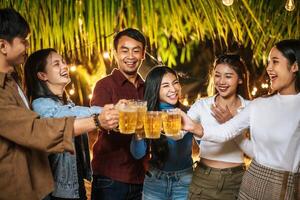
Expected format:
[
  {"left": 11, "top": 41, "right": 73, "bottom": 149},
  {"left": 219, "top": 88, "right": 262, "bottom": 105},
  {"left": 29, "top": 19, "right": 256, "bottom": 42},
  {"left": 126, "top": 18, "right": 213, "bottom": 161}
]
[{"left": 92, "top": 114, "right": 101, "bottom": 131}]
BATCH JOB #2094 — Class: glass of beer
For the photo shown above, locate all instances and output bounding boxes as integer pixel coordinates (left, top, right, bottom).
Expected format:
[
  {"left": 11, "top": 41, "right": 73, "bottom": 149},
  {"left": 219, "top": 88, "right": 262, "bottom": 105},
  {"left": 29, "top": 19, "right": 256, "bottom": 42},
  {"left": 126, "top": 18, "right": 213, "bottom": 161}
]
[
  {"left": 133, "top": 100, "right": 147, "bottom": 139},
  {"left": 162, "top": 109, "right": 181, "bottom": 137},
  {"left": 144, "top": 111, "right": 162, "bottom": 139},
  {"left": 117, "top": 102, "right": 138, "bottom": 134}
]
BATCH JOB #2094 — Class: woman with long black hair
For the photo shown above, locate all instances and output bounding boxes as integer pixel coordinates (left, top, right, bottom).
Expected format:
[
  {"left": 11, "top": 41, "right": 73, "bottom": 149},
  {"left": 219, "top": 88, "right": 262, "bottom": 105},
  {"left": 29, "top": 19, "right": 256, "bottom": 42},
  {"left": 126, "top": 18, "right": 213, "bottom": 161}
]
[
  {"left": 187, "top": 54, "right": 252, "bottom": 200},
  {"left": 24, "top": 48, "right": 118, "bottom": 200},
  {"left": 130, "top": 66, "right": 195, "bottom": 200},
  {"left": 183, "top": 39, "right": 300, "bottom": 199}
]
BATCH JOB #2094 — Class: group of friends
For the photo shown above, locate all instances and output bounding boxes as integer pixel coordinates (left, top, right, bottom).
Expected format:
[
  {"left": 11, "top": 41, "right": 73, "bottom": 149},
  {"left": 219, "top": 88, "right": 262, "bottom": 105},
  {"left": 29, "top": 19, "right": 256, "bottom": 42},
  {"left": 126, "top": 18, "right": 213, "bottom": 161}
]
[{"left": 0, "top": 8, "right": 299, "bottom": 200}]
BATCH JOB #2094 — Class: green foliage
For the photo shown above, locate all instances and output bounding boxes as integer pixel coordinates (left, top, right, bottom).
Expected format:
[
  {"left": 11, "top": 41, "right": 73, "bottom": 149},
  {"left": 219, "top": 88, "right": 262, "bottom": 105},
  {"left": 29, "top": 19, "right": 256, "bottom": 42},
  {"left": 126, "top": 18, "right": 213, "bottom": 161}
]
[{"left": 1, "top": 0, "right": 299, "bottom": 67}]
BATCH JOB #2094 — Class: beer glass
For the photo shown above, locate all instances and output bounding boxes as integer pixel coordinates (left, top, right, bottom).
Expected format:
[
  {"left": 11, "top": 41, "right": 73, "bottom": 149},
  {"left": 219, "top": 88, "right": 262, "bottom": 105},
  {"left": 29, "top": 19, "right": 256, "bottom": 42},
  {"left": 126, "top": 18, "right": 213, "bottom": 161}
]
[
  {"left": 162, "top": 109, "right": 181, "bottom": 137},
  {"left": 134, "top": 100, "right": 147, "bottom": 139},
  {"left": 117, "top": 102, "right": 138, "bottom": 134},
  {"left": 144, "top": 111, "right": 162, "bottom": 139}
]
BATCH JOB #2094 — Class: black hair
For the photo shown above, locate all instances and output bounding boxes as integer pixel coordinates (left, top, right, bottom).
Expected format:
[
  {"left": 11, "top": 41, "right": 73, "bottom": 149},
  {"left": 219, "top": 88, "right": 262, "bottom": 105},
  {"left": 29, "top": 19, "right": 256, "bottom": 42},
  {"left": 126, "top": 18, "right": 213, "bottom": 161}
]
[
  {"left": 113, "top": 28, "right": 146, "bottom": 50},
  {"left": 144, "top": 65, "right": 184, "bottom": 169},
  {"left": 0, "top": 8, "right": 30, "bottom": 42},
  {"left": 24, "top": 48, "right": 68, "bottom": 103},
  {"left": 275, "top": 39, "right": 300, "bottom": 92},
  {"left": 213, "top": 53, "right": 251, "bottom": 100}
]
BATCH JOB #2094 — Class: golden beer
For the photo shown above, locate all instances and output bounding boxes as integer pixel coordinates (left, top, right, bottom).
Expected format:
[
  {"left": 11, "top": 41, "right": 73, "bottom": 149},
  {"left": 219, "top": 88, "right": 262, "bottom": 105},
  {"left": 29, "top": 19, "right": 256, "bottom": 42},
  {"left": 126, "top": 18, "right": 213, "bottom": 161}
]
[
  {"left": 118, "top": 103, "right": 138, "bottom": 134},
  {"left": 134, "top": 100, "right": 147, "bottom": 138},
  {"left": 144, "top": 111, "right": 162, "bottom": 139},
  {"left": 136, "top": 106, "right": 147, "bottom": 138},
  {"left": 162, "top": 109, "right": 181, "bottom": 136}
]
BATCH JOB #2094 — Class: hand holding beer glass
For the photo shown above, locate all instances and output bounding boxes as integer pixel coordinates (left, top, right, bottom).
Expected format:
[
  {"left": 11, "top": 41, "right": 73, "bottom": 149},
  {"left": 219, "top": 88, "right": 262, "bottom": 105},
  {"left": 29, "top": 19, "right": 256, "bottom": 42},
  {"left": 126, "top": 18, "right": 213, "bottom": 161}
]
[
  {"left": 144, "top": 111, "right": 162, "bottom": 139},
  {"left": 133, "top": 100, "right": 147, "bottom": 139},
  {"left": 117, "top": 101, "right": 138, "bottom": 134},
  {"left": 162, "top": 109, "right": 182, "bottom": 139}
]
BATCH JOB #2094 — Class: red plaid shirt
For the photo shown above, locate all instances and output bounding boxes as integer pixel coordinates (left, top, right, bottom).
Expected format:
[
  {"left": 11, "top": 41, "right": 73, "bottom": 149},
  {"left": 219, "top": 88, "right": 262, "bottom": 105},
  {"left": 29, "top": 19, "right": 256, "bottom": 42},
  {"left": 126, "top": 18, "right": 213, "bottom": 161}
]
[{"left": 91, "top": 69, "right": 146, "bottom": 184}]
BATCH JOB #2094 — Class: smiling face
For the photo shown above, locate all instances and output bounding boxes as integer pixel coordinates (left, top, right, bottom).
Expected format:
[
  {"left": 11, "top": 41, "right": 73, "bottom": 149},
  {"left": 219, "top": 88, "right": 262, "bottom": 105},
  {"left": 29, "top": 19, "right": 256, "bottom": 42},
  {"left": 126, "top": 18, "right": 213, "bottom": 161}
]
[
  {"left": 0, "top": 36, "right": 29, "bottom": 71},
  {"left": 266, "top": 47, "right": 298, "bottom": 94},
  {"left": 159, "top": 72, "right": 181, "bottom": 105},
  {"left": 214, "top": 63, "right": 242, "bottom": 99},
  {"left": 37, "top": 52, "right": 70, "bottom": 94},
  {"left": 114, "top": 36, "right": 145, "bottom": 77}
]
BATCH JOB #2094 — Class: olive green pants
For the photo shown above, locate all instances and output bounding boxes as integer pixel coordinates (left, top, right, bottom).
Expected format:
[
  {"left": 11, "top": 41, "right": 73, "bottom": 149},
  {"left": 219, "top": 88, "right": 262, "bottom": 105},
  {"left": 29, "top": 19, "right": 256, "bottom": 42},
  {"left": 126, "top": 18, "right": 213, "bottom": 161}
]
[{"left": 188, "top": 163, "right": 244, "bottom": 200}]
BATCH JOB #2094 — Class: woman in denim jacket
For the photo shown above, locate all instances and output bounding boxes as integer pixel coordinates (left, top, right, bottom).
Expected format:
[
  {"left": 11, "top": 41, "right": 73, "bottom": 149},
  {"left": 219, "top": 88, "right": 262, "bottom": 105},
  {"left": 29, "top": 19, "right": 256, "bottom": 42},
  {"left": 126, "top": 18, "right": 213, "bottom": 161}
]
[
  {"left": 24, "top": 48, "right": 101, "bottom": 200},
  {"left": 130, "top": 66, "right": 198, "bottom": 200}
]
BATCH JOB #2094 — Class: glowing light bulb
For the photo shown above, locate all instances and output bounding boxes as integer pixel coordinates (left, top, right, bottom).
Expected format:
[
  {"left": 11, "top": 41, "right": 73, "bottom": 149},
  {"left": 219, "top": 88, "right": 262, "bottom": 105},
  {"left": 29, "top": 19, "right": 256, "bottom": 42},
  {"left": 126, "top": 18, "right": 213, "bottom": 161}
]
[
  {"left": 222, "top": 0, "right": 234, "bottom": 6},
  {"left": 70, "top": 65, "right": 77, "bottom": 72},
  {"left": 69, "top": 89, "right": 75, "bottom": 95},
  {"left": 285, "top": 0, "right": 295, "bottom": 11},
  {"left": 103, "top": 51, "right": 110, "bottom": 59},
  {"left": 88, "top": 94, "right": 93, "bottom": 99}
]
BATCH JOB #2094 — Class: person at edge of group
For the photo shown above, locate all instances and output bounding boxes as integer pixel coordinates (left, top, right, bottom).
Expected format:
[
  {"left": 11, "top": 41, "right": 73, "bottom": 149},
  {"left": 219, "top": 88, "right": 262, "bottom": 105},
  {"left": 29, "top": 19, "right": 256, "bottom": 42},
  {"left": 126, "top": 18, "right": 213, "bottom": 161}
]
[
  {"left": 90, "top": 28, "right": 147, "bottom": 200},
  {"left": 187, "top": 53, "right": 253, "bottom": 200},
  {"left": 181, "top": 39, "right": 300, "bottom": 200},
  {"left": 24, "top": 48, "right": 105, "bottom": 200},
  {"left": 130, "top": 65, "right": 197, "bottom": 200},
  {"left": 0, "top": 8, "right": 118, "bottom": 200}
]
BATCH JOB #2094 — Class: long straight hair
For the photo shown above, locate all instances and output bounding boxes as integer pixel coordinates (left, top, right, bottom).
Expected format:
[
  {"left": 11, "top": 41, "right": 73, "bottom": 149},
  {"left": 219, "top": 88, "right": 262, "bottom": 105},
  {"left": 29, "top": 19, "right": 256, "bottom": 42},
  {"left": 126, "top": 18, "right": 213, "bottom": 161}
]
[{"left": 144, "top": 65, "right": 184, "bottom": 169}]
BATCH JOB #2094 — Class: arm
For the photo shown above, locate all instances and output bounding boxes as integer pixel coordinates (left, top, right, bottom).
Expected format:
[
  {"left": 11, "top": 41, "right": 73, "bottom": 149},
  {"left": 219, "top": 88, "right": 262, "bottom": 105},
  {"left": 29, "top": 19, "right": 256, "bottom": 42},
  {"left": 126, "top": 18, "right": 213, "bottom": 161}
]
[
  {"left": 211, "top": 100, "right": 253, "bottom": 157},
  {"left": 0, "top": 99, "right": 75, "bottom": 153},
  {"left": 130, "top": 136, "right": 147, "bottom": 159},
  {"left": 186, "top": 100, "right": 205, "bottom": 141},
  {"left": 233, "top": 131, "right": 254, "bottom": 158},
  {"left": 32, "top": 98, "right": 102, "bottom": 118},
  {"left": 182, "top": 103, "right": 251, "bottom": 143},
  {"left": 0, "top": 90, "right": 117, "bottom": 153},
  {"left": 33, "top": 98, "right": 119, "bottom": 132}
]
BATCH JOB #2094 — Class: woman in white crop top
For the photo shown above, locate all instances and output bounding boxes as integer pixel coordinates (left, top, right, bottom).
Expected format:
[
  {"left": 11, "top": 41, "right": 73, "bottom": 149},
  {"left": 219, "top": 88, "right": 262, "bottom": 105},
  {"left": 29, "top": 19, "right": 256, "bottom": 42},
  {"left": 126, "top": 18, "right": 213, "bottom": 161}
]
[
  {"left": 184, "top": 39, "right": 300, "bottom": 200},
  {"left": 187, "top": 54, "right": 252, "bottom": 200}
]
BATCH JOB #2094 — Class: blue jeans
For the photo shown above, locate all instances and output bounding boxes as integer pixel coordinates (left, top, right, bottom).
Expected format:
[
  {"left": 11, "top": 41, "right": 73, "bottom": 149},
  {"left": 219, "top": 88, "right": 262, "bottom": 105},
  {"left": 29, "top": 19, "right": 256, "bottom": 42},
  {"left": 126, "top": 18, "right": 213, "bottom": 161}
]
[
  {"left": 91, "top": 175, "right": 143, "bottom": 200},
  {"left": 143, "top": 167, "right": 193, "bottom": 200}
]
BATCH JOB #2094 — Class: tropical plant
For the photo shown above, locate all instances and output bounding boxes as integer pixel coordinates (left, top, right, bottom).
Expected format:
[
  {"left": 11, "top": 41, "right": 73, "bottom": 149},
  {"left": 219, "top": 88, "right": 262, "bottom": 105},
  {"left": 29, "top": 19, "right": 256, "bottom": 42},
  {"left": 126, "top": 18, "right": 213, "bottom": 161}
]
[{"left": 1, "top": 0, "right": 298, "bottom": 103}]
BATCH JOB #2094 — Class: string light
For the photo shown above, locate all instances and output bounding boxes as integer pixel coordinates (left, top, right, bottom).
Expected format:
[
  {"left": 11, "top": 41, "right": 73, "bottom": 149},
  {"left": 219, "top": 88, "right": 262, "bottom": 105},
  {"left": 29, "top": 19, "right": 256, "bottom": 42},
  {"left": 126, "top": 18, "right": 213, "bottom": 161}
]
[
  {"left": 70, "top": 65, "right": 77, "bottom": 72},
  {"left": 251, "top": 87, "right": 257, "bottom": 96},
  {"left": 222, "top": 0, "right": 234, "bottom": 6},
  {"left": 103, "top": 51, "right": 110, "bottom": 59},
  {"left": 261, "top": 83, "right": 269, "bottom": 89},
  {"left": 285, "top": 0, "right": 295, "bottom": 11},
  {"left": 69, "top": 89, "right": 75, "bottom": 95},
  {"left": 182, "top": 94, "right": 189, "bottom": 106},
  {"left": 88, "top": 94, "right": 93, "bottom": 99}
]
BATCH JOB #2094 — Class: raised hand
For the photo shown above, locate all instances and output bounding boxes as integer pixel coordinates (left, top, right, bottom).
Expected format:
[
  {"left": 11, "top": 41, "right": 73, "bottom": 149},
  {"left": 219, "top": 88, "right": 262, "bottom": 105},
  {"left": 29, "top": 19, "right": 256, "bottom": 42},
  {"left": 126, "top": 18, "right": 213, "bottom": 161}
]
[
  {"left": 211, "top": 103, "right": 233, "bottom": 124},
  {"left": 178, "top": 109, "right": 204, "bottom": 138}
]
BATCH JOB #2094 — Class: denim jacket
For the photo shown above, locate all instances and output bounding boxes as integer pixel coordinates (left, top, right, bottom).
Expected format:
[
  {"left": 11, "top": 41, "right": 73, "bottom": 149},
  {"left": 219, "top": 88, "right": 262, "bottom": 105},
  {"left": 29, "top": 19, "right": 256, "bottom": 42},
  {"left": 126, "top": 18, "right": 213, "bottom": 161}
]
[{"left": 32, "top": 97, "right": 101, "bottom": 198}]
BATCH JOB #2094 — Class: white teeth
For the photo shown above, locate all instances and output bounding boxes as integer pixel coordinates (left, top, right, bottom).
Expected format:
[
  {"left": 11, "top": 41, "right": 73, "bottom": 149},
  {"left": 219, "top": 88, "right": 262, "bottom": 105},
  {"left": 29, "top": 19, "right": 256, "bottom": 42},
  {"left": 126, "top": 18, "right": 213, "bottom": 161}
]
[
  {"left": 269, "top": 74, "right": 277, "bottom": 80},
  {"left": 167, "top": 93, "right": 177, "bottom": 98},
  {"left": 125, "top": 60, "right": 137, "bottom": 65},
  {"left": 218, "top": 86, "right": 228, "bottom": 90},
  {"left": 60, "top": 72, "right": 69, "bottom": 77}
]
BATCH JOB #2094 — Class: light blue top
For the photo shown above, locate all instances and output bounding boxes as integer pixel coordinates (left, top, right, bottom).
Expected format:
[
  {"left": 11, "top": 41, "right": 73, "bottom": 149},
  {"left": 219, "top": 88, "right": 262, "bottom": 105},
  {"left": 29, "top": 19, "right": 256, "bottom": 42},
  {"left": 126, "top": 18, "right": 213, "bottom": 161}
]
[
  {"left": 33, "top": 97, "right": 101, "bottom": 118},
  {"left": 32, "top": 97, "right": 101, "bottom": 198},
  {"left": 130, "top": 102, "right": 196, "bottom": 172}
]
